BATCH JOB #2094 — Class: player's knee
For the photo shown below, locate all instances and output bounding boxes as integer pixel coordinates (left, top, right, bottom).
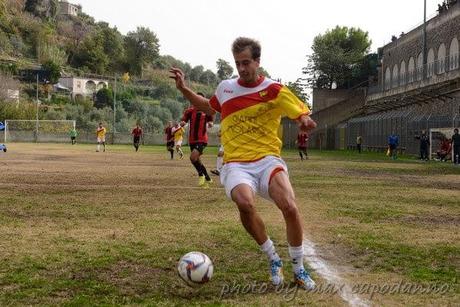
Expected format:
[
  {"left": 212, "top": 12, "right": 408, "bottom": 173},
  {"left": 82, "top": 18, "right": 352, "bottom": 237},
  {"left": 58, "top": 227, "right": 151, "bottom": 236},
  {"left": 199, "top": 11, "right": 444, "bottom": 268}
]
[
  {"left": 276, "top": 196, "right": 298, "bottom": 217},
  {"left": 236, "top": 199, "right": 255, "bottom": 214}
]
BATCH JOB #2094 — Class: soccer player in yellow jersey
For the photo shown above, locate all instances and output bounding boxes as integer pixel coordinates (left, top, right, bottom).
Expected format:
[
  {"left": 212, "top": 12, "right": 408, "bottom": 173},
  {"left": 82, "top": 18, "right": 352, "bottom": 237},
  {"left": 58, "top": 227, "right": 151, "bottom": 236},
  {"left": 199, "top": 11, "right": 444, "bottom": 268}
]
[
  {"left": 171, "top": 121, "right": 185, "bottom": 159},
  {"left": 96, "top": 122, "right": 106, "bottom": 152},
  {"left": 170, "top": 37, "right": 317, "bottom": 290}
]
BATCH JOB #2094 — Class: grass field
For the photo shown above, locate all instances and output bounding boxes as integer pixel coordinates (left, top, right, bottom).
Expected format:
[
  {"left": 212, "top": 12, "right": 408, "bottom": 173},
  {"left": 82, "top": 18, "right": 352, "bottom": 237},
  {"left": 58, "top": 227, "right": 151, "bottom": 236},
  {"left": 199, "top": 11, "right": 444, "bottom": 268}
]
[{"left": 0, "top": 143, "right": 458, "bottom": 306}]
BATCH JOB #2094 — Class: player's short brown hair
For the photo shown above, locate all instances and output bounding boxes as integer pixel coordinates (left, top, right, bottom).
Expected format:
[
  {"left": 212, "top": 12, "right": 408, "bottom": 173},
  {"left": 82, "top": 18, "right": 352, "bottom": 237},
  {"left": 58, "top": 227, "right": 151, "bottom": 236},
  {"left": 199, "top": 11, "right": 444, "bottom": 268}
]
[{"left": 232, "top": 37, "right": 261, "bottom": 60}]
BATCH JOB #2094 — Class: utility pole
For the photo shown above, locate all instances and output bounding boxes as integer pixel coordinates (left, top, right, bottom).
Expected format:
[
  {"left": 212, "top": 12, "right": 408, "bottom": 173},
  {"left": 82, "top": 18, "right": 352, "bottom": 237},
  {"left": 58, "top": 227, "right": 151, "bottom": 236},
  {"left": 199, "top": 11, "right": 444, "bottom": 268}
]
[
  {"left": 35, "top": 73, "right": 39, "bottom": 143},
  {"left": 422, "top": 0, "right": 427, "bottom": 79},
  {"left": 113, "top": 76, "right": 117, "bottom": 144}
]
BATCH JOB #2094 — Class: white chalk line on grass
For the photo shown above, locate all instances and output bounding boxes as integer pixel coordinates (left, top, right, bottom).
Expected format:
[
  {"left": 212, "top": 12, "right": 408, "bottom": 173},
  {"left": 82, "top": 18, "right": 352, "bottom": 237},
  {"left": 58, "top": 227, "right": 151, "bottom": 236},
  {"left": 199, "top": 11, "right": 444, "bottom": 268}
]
[{"left": 303, "top": 238, "right": 370, "bottom": 307}]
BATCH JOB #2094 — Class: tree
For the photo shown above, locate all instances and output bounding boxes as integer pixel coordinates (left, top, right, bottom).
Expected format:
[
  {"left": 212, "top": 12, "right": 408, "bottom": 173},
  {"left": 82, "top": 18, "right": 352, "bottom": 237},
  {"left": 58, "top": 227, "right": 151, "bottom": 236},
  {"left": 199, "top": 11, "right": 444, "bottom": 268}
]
[
  {"left": 24, "top": 0, "right": 58, "bottom": 20},
  {"left": 190, "top": 65, "right": 204, "bottom": 82},
  {"left": 286, "top": 78, "right": 310, "bottom": 106},
  {"left": 304, "top": 26, "right": 371, "bottom": 89},
  {"left": 42, "top": 60, "right": 61, "bottom": 84},
  {"left": 216, "top": 58, "right": 233, "bottom": 80},
  {"left": 96, "top": 22, "right": 125, "bottom": 73},
  {"left": 71, "top": 31, "right": 109, "bottom": 74},
  {"left": 199, "top": 69, "right": 217, "bottom": 85},
  {"left": 124, "top": 26, "right": 160, "bottom": 76},
  {"left": 258, "top": 66, "right": 271, "bottom": 78},
  {"left": 94, "top": 88, "right": 113, "bottom": 109}
]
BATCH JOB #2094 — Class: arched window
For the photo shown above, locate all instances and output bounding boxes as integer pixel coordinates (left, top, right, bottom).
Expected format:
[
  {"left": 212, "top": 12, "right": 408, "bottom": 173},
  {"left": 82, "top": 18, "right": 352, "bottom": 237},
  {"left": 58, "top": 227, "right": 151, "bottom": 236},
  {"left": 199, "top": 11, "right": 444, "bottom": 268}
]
[
  {"left": 427, "top": 48, "right": 435, "bottom": 77},
  {"left": 408, "top": 57, "right": 415, "bottom": 83},
  {"left": 96, "top": 82, "right": 106, "bottom": 91},
  {"left": 449, "top": 37, "right": 459, "bottom": 70},
  {"left": 399, "top": 60, "right": 406, "bottom": 85},
  {"left": 385, "top": 67, "right": 391, "bottom": 90},
  {"left": 416, "top": 53, "right": 423, "bottom": 80},
  {"left": 392, "top": 64, "right": 399, "bottom": 88},
  {"left": 437, "top": 43, "right": 446, "bottom": 74},
  {"left": 85, "top": 80, "right": 97, "bottom": 94}
]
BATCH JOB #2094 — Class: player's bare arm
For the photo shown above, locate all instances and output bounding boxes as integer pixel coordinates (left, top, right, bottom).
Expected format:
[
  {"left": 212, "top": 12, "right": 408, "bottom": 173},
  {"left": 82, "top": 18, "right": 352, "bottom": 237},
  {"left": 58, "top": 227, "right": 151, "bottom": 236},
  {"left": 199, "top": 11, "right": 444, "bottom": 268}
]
[
  {"left": 297, "top": 114, "right": 317, "bottom": 133},
  {"left": 169, "top": 67, "right": 216, "bottom": 116}
]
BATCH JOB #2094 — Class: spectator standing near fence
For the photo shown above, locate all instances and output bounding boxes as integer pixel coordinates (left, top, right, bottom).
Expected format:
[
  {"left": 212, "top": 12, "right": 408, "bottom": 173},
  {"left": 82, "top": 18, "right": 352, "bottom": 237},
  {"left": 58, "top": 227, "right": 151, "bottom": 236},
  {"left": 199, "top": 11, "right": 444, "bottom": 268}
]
[
  {"left": 356, "top": 135, "right": 362, "bottom": 153},
  {"left": 416, "top": 130, "right": 430, "bottom": 161},
  {"left": 452, "top": 128, "right": 460, "bottom": 164},
  {"left": 388, "top": 133, "right": 399, "bottom": 160}
]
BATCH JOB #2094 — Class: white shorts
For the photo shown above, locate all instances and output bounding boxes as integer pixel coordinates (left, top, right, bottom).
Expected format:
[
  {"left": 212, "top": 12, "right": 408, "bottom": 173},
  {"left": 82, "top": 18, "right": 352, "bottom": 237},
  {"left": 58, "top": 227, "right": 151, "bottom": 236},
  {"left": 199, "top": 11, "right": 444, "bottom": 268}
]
[
  {"left": 220, "top": 155, "right": 288, "bottom": 202},
  {"left": 97, "top": 137, "right": 105, "bottom": 143},
  {"left": 175, "top": 140, "right": 183, "bottom": 147}
]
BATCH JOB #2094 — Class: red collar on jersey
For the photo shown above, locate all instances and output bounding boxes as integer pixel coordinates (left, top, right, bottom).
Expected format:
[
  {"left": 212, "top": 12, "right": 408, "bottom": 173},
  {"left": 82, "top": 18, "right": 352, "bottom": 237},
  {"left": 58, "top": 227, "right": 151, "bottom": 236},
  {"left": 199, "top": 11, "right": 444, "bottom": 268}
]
[{"left": 237, "top": 75, "right": 265, "bottom": 88}]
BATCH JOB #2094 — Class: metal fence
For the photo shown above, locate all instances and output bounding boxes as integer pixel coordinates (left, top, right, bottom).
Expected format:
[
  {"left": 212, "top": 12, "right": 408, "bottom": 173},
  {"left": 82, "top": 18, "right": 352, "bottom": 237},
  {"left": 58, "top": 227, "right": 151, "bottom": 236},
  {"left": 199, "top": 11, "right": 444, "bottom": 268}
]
[{"left": 345, "top": 108, "right": 459, "bottom": 155}]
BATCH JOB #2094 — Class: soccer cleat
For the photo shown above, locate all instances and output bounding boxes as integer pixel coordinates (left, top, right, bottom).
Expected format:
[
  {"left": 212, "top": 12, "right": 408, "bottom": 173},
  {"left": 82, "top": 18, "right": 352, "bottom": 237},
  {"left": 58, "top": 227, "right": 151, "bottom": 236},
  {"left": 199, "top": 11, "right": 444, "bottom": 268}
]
[
  {"left": 210, "top": 170, "right": 220, "bottom": 176},
  {"left": 198, "top": 176, "right": 206, "bottom": 186},
  {"left": 270, "top": 259, "right": 284, "bottom": 286},
  {"left": 206, "top": 178, "right": 213, "bottom": 184},
  {"left": 294, "top": 268, "right": 316, "bottom": 290}
]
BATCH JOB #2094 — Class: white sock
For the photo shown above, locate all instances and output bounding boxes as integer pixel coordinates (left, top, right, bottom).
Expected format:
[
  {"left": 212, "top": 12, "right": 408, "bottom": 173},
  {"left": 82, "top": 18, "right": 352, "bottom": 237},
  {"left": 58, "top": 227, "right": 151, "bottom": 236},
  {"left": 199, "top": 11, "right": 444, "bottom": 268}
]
[
  {"left": 289, "top": 245, "right": 305, "bottom": 274},
  {"left": 260, "top": 239, "right": 281, "bottom": 262},
  {"left": 216, "top": 156, "right": 223, "bottom": 171},
  {"left": 97, "top": 144, "right": 100, "bottom": 151}
]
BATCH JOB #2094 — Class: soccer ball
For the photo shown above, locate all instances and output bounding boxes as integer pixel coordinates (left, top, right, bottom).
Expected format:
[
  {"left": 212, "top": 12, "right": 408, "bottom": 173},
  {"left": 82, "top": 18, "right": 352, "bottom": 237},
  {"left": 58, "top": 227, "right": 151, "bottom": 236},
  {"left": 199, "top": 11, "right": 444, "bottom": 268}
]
[{"left": 177, "top": 251, "right": 213, "bottom": 287}]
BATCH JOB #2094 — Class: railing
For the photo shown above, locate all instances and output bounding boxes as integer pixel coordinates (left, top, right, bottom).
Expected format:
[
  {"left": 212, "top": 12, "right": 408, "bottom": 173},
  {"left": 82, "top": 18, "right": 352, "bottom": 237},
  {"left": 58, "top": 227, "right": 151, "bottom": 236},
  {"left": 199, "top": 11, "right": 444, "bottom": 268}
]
[{"left": 372, "top": 53, "right": 460, "bottom": 94}]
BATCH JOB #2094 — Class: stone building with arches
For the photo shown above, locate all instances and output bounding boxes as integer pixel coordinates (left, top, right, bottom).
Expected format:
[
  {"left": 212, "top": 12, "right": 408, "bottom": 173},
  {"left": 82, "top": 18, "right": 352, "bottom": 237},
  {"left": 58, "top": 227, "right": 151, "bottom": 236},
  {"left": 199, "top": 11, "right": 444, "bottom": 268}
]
[
  {"left": 58, "top": 76, "right": 109, "bottom": 101},
  {"left": 308, "top": 2, "right": 460, "bottom": 155}
]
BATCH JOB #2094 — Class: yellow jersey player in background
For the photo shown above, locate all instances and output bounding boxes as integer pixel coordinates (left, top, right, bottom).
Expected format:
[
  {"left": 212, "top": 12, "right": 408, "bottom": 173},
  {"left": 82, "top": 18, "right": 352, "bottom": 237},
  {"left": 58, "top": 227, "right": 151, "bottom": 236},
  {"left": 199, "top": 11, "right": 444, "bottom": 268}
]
[
  {"left": 172, "top": 121, "right": 185, "bottom": 159},
  {"left": 170, "top": 37, "right": 317, "bottom": 290},
  {"left": 96, "top": 122, "right": 106, "bottom": 152}
]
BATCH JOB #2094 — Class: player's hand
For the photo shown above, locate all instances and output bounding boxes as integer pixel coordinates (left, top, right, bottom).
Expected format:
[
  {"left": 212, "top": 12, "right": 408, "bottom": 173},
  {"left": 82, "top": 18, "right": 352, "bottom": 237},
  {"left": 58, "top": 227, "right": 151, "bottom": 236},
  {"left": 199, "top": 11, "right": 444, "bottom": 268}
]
[
  {"left": 169, "top": 67, "right": 186, "bottom": 90},
  {"left": 298, "top": 115, "right": 316, "bottom": 133}
]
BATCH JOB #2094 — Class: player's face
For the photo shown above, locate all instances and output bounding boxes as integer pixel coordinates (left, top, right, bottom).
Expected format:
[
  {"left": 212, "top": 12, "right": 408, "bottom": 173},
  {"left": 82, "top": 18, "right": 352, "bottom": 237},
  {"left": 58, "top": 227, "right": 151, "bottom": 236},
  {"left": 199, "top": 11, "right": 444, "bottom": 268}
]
[{"left": 233, "top": 48, "right": 260, "bottom": 84}]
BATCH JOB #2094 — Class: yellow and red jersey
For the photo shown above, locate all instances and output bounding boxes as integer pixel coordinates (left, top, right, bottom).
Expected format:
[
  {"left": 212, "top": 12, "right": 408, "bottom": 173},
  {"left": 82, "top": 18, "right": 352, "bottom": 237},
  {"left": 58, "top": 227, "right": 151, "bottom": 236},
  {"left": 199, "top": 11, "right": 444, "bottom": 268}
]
[
  {"left": 96, "top": 127, "right": 106, "bottom": 138},
  {"left": 172, "top": 126, "right": 185, "bottom": 141},
  {"left": 209, "top": 76, "right": 310, "bottom": 163}
]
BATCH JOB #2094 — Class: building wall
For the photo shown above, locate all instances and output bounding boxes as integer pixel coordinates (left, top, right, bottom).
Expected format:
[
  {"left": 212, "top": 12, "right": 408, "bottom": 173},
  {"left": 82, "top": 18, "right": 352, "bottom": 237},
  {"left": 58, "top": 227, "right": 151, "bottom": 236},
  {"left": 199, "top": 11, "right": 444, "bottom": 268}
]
[
  {"left": 59, "top": 1, "right": 80, "bottom": 16},
  {"left": 58, "top": 77, "right": 109, "bottom": 98},
  {"left": 312, "top": 89, "right": 351, "bottom": 113},
  {"left": 380, "top": 3, "right": 460, "bottom": 90},
  {"left": 306, "top": 89, "right": 366, "bottom": 149}
]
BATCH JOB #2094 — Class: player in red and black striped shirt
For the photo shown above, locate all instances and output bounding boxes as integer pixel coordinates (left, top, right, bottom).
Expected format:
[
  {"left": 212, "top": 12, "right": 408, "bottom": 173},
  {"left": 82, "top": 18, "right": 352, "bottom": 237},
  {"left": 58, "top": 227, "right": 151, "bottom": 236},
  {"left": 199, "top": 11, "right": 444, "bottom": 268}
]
[
  {"left": 164, "top": 121, "right": 175, "bottom": 159},
  {"left": 181, "top": 92, "right": 214, "bottom": 187},
  {"left": 296, "top": 130, "right": 309, "bottom": 160}
]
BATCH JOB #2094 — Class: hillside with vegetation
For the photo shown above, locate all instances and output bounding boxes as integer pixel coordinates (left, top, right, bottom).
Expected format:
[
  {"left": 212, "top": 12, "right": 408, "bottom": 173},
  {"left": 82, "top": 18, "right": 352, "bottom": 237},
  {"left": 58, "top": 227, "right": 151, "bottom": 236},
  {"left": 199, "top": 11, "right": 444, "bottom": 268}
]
[{"left": 0, "top": 0, "right": 226, "bottom": 132}]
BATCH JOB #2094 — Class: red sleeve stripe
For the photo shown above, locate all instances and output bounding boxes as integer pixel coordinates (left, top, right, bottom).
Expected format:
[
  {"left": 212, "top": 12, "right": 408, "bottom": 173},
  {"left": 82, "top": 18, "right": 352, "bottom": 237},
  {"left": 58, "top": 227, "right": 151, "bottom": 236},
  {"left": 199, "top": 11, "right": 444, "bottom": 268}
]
[{"left": 209, "top": 96, "right": 221, "bottom": 112}]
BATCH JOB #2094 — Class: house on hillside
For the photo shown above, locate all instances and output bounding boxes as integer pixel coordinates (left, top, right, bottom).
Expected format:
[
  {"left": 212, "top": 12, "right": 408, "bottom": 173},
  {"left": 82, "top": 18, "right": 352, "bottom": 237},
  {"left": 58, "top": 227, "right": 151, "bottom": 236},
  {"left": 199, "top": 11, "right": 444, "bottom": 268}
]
[
  {"left": 58, "top": 1, "right": 81, "bottom": 16},
  {"left": 58, "top": 76, "right": 108, "bottom": 100}
]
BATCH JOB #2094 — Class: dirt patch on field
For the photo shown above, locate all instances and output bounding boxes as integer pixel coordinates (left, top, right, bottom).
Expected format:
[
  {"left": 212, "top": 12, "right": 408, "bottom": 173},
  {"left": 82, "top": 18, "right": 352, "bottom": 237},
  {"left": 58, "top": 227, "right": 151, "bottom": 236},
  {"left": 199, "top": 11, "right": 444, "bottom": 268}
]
[{"left": 386, "top": 214, "right": 460, "bottom": 226}]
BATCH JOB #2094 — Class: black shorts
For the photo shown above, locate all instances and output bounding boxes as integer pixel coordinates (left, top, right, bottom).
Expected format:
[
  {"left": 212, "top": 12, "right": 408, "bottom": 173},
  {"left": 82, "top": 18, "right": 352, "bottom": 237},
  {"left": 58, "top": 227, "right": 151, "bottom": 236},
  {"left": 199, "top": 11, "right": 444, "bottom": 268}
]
[
  {"left": 71, "top": 136, "right": 76, "bottom": 140},
  {"left": 189, "top": 142, "right": 207, "bottom": 154},
  {"left": 166, "top": 141, "right": 174, "bottom": 149},
  {"left": 133, "top": 136, "right": 140, "bottom": 143}
]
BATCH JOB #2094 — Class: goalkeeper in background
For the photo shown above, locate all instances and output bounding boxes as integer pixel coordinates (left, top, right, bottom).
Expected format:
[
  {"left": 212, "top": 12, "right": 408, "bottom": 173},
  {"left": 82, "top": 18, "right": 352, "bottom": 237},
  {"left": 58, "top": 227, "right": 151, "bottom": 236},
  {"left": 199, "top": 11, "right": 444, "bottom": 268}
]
[{"left": 69, "top": 127, "right": 78, "bottom": 145}]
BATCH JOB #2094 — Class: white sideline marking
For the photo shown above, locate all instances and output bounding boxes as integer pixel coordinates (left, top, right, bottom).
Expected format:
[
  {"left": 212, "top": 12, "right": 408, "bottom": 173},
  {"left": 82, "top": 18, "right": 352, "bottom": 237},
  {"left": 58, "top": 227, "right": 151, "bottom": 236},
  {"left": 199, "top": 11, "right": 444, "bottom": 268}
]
[{"left": 303, "top": 239, "right": 370, "bottom": 307}]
